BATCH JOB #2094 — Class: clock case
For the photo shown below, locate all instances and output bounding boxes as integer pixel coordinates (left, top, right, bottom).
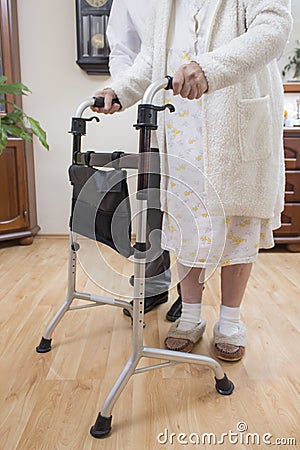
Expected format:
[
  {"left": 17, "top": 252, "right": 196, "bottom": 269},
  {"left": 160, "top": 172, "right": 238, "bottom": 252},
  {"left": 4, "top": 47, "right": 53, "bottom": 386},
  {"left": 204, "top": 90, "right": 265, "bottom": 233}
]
[{"left": 75, "top": 0, "right": 113, "bottom": 75}]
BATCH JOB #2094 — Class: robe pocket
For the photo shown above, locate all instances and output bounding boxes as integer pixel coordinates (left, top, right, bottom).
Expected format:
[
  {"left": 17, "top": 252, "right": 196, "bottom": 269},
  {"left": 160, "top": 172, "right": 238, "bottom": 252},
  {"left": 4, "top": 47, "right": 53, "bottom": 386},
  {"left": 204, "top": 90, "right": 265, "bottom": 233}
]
[{"left": 238, "top": 95, "right": 272, "bottom": 162}]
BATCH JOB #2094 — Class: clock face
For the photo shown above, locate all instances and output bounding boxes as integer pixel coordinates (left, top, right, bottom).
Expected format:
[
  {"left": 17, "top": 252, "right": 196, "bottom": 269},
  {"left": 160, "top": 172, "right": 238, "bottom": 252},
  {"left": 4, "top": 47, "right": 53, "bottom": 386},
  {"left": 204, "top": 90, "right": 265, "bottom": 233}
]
[{"left": 86, "top": 0, "right": 109, "bottom": 7}]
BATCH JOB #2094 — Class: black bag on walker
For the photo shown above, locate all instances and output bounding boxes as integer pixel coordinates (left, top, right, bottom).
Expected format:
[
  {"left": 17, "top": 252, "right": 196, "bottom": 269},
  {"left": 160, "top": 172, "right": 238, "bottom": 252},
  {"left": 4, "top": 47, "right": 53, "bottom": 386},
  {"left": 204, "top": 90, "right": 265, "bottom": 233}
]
[{"left": 69, "top": 165, "right": 133, "bottom": 258}]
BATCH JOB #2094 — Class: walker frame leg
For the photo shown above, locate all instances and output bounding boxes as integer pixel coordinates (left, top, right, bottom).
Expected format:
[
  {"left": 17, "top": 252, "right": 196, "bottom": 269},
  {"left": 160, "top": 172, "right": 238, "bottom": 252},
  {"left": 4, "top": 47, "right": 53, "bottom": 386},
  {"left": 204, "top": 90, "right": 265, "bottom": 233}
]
[
  {"left": 36, "top": 235, "right": 77, "bottom": 353},
  {"left": 36, "top": 232, "right": 135, "bottom": 353},
  {"left": 91, "top": 193, "right": 150, "bottom": 438},
  {"left": 90, "top": 350, "right": 141, "bottom": 438}
]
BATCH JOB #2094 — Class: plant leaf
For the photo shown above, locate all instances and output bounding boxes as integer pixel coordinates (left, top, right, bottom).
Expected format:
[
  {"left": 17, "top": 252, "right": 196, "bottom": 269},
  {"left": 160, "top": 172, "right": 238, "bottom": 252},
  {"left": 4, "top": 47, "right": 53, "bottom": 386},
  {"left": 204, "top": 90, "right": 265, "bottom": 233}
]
[
  {"left": 0, "top": 98, "right": 19, "bottom": 109},
  {"left": 0, "top": 81, "right": 31, "bottom": 96},
  {"left": 0, "top": 77, "right": 49, "bottom": 153},
  {"left": 2, "top": 109, "right": 24, "bottom": 125},
  {"left": 3, "top": 123, "right": 32, "bottom": 141},
  {"left": 27, "top": 116, "right": 49, "bottom": 150}
]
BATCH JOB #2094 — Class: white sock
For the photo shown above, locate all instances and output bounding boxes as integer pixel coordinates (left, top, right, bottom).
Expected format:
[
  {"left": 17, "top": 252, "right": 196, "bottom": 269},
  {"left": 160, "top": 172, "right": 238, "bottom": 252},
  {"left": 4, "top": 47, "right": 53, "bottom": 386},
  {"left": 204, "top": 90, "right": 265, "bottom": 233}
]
[
  {"left": 219, "top": 305, "right": 241, "bottom": 336},
  {"left": 177, "top": 302, "right": 202, "bottom": 331}
]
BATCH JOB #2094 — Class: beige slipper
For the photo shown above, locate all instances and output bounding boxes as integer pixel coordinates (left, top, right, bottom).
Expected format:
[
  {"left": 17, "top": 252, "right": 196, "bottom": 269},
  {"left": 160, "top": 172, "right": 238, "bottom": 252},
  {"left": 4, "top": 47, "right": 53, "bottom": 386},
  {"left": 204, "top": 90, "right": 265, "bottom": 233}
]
[
  {"left": 213, "top": 322, "right": 246, "bottom": 362},
  {"left": 164, "top": 319, "right": 206, "bottom": 352}
]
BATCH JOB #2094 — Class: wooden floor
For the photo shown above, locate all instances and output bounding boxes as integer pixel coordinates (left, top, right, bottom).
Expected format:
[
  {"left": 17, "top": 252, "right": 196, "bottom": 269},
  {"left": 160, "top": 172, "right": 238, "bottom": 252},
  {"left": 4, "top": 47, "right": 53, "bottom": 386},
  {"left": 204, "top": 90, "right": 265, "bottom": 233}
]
[{"left": 0, "top": 236, "right": 299, "bottom": 450}]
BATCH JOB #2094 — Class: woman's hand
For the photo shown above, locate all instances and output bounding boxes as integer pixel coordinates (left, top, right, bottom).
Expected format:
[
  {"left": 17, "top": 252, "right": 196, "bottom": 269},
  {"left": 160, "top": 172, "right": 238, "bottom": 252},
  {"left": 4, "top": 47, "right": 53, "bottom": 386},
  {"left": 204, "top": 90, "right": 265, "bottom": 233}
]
[
  {"left": 173, "top": 62, "right": 208, "bottom": 100},
  {"left": 91, "top": 88, "right": 121, "bottom": 114}
]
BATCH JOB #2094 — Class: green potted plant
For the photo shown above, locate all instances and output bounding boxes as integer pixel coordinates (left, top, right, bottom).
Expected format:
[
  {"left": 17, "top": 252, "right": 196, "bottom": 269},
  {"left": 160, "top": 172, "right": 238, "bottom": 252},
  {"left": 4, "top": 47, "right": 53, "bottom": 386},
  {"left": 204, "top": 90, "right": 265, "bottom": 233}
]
[
  {"left": 0, "top": 75, "right": 49, "bottom": 155},
  {"left": 282, "top": 40, "right": 300, "bottom": 81}
]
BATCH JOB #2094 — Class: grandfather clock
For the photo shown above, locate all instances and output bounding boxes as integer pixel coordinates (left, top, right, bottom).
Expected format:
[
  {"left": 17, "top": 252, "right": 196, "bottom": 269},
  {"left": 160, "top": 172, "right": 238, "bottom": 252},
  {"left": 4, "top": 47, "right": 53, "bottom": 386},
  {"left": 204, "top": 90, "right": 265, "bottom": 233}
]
[{"left": 75, "top": 0, "right": 113, "bottom": 75}]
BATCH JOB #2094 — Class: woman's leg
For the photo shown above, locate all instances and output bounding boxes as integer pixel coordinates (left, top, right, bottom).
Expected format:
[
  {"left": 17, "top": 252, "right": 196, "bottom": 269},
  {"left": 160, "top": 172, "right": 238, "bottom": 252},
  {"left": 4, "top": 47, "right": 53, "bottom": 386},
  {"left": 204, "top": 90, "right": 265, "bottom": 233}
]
[
  {"left": 221, "top": 263, "right": 252, "bottom": 308},
  {"left": 214, "top": 262, "right": 252, "bottom": 361},
  {"left": 176, "top": 263, "right": 204, "bottom": 330},
  {"left": 177, "top": 263, "right": 204, "bottom": 304},
  {"left": 164, "top": 263, "right": 206, "bottom": 352}
]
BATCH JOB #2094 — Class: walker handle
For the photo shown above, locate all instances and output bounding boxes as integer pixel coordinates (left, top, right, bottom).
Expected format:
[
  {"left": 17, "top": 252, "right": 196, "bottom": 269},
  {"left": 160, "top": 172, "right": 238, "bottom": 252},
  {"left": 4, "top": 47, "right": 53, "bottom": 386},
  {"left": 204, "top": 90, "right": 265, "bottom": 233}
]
[
  {"left": 142, "top": 76, "right": 174, "bottom": 104},
  {"left": 165, "top": 75, "right": 173, "bottom": 90},
  {"left": 93, "top": 77, "right": 172, "bottom": 109},
  {"left": 93, "top": 96, "right": 121, "bottom": 109}
]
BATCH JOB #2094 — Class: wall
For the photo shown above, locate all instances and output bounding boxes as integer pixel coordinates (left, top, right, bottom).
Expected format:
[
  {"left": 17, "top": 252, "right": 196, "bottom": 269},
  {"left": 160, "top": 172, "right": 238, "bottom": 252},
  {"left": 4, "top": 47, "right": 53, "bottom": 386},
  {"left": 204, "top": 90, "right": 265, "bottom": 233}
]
[{"left": 17, "top": 0, "right": 139, "bottom": 234}]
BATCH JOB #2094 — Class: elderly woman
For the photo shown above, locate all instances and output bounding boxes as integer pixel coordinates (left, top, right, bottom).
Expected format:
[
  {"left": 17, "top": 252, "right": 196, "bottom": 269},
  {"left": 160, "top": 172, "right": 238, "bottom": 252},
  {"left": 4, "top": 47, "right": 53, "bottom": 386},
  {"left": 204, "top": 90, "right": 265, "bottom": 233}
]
[{"left": 94, "top": 0, "right": 292, "bottom": 361}]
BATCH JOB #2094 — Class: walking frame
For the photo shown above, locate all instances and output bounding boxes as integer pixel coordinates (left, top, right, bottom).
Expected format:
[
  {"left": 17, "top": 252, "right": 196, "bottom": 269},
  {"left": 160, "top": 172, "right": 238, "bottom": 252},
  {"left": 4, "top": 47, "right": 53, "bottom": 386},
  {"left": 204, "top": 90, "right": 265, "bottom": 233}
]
[{"left": 36, "top": 77, "right": 234, "bottom": 439}]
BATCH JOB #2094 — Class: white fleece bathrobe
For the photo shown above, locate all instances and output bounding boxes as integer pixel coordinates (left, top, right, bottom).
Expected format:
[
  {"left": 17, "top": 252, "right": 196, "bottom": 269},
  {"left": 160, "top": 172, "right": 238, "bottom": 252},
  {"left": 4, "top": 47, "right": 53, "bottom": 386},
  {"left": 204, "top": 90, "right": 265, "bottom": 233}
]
[{"left": 109, "top": 0, "right": 292, "bottom": 266}]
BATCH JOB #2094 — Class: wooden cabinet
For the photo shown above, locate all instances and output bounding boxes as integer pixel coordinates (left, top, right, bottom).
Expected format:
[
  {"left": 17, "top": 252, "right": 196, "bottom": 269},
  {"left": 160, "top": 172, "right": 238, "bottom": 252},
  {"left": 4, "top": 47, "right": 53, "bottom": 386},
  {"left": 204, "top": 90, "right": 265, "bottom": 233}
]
[
  {"left": 274, "top": 129, "right": 300, "bottom": 251},
  {"left": 0, "top": 0, "right": 40, "bottom": 244},
  {"left": 0, "top": 138, "right": 40, "bottom": 244}
]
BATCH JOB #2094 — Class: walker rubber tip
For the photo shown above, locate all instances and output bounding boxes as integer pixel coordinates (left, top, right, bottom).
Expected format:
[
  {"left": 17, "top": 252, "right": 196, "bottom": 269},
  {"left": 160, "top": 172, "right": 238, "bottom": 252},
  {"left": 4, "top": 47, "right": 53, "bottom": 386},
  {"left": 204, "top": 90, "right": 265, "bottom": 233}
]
[
  {"left": 90, "top": 413, "right": 112, "bottom": 438},
  {"left": 215, "top": 374, "right": 234, "bottom": 395},
  {"left": 36, "top": 337, "right": 52, "bottom": 353}
]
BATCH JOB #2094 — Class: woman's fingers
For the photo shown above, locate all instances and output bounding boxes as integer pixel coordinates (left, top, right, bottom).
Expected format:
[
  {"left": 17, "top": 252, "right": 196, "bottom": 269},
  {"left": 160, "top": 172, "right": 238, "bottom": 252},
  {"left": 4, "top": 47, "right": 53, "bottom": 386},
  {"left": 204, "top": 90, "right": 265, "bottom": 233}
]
[
  {"left": 172, "top": 70, "right": 185, "bottom": 96},
  {"left": 91, "top": 88, "right": 121, "bottom": 114}
]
